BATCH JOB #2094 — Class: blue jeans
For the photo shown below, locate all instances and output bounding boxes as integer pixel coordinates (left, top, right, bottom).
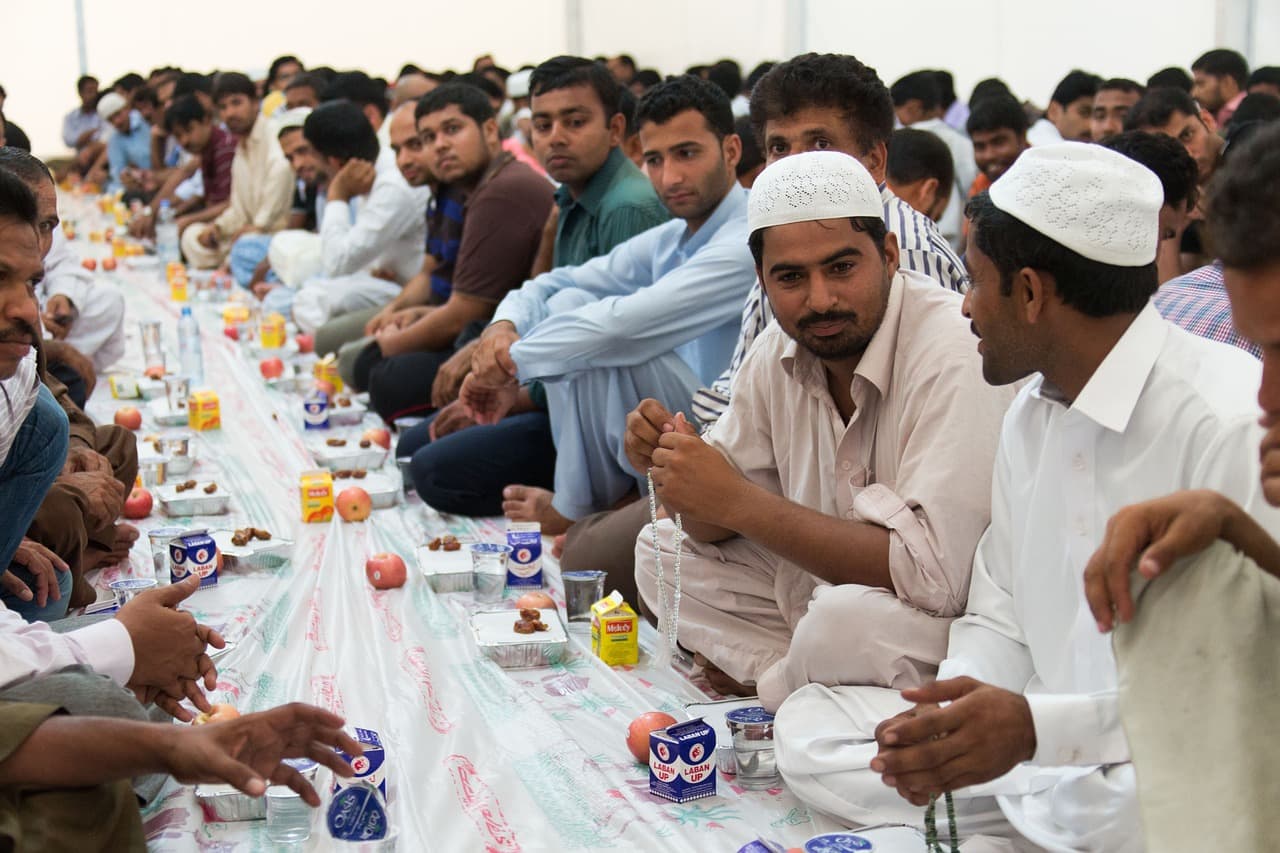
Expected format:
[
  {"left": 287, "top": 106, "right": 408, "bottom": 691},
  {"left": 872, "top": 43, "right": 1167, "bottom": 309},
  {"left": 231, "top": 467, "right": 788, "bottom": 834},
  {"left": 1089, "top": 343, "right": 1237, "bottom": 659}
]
[
  {"left": 228, "top": 233, "right": 279, "bottom": 289},
  {"left": 0, "top": 385, "right": 70, "bottom": 621},
  {"left": 398, "top": 411, "right": 556, "bottom": 517}
]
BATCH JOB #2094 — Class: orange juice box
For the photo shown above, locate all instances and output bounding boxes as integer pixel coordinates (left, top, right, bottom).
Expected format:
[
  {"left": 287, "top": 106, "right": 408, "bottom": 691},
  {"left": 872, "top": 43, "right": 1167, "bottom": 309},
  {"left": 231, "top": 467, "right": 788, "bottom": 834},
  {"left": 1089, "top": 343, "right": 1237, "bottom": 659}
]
[
  {"left": 313, "top": 354, "right": 343, "bottom": 393},
  {"left": 222, "top": 304, "right": 251, "bottom": 328},
  {"left": 187, "top": 390, "right": 221, "bottom": 430},
  {"left": 590, "top": 590, "right": 639, "bottom": 666},
  {"left": 300, "top": 469, "right": 334, "bottom": 523},
  {"left": 259, "top": 312, "right": 286, "bottom": 349},
  {"left": 170, "top": 275, "right": 189, "bottom": 302}
]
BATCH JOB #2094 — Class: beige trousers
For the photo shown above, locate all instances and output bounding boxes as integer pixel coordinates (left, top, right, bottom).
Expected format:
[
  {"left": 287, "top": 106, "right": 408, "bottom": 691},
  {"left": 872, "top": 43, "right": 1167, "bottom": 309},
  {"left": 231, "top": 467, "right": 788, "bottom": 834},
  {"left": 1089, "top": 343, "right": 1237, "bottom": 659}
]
[{"left": 634, "top": 517, "right": 952, "bottom": 711}]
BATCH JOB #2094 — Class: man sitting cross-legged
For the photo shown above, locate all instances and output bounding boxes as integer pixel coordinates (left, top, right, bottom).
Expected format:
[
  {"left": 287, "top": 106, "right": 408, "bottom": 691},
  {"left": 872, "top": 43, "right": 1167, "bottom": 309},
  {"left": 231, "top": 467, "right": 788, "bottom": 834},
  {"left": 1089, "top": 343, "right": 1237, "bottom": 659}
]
[{"left": 630, "top": 151, "right": 1014, "bottom": 710}]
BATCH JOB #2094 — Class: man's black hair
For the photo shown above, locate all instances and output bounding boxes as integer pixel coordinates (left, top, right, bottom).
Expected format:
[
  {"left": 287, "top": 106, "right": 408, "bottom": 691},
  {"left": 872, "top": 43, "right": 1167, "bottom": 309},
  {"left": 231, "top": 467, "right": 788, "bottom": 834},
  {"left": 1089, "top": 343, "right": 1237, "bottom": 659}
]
[
  {"left": 734, "top": 114, "right": 764, "bottom": 178},
  {"left": 323, "top": 71, "right": 389, "bottom": 118},
  {"left": 1192, "top": 49, "right": 1249, "bottom": 89},
  {"left": 1227, "top": 92, "right": 1280, "bottom": 127},
  {"left": 76, "top": 75, "right": 98, "bottom": 94},
  {"left": 454, "top": 73, "right": 505, "bottom": 105},
  {"left": 970, "top": 77, "right": 1013, "bottom": 106},
  {"left": 0, "top": 147, "right": 53, "bottom": 187},
  {"left": 1248, "top": 66, "right": 1280, "bottom": 90},
  {"left": 613, "top": 55, "right": 637, "bottom": 74},
  {"left": 890, "top": 70, "right": 942, "bottom": 111},
  {"left": 749, "top": 217, "right": 887, "bottom": 267},
  {"left": 966, "top": 93, "right": 1029, "bottom": 136},
  {"left": 933, "top": 70, "right": 958, "bottom": 109},
  {"left": 633, "top": 69, "right": 663, "bottom": 91},
  {"left": 112, "top": 73, "right": 145, "bottom": 94},
  {"left": 887, "top": 128, "right": 954, "bottom": 192},
  {"left": 131, "top": 86, "right": 159, "bottom": 110},
  {"left": 619, "top": 87, "right": 639, "bottom": 136},
  {"left": 1124, "top": 87, "right": 1201, "bottom": 131},
  {"left": 1049, "top": 70, "right": 1102, "bottom": 107},
  {"left": 415, "top": 82, "right": 496, "bottom": 126},
  {"left": 530, "top": 56, "right": 622, "bottom": 117},
  {"left": 749, "top": 53, "right": 894, "bottom": 154},
  {"left": 268, "top": 55, "right": 303, "bottom": 85},
  {"left": 1098, "top": 78, "right": 1145, "bottom": 97},
  {"left": 398, "top": 64, "right": 424, "bottom": 79},
  {"left": 707, "top": 60, "right": 743, "bottom": 99},
  {"left": 1101, "top": 130, "right": 1199, "bottom": 211},
  {"left": 745, "top": 62, "right": 775, "bottom": 94},
  {"left": 212, "top": 72, "right": 257, "bottom": 103},
  {"left": 173, "top": 72, "right": 213, "bottom": 99},
  {"left": 304, "top": 100, "right": 380, "bottom": 163},
  {"left": 966, "top": 192, "right": 1157, "bottom": 316},
  {"left": 1206, "top": 120, "right": 1280, "bottom": 269},
  {"left": 163, "top": 94, "right": 210, "bottom": 134},
  {"left": 636, "top": 74, "right": 734, "bottom": 139},
  {"left": 686, "top": 65, "right": 709, "bottom": 79},
  {"left": 0, "top": 167, "right": 37, "bottom": 226},
  {"left": 1147, "top": 67, "right": 1193, "bottom": 93},
  {"left": 285, "top": 72, "right": 322, "bottom": 94}
]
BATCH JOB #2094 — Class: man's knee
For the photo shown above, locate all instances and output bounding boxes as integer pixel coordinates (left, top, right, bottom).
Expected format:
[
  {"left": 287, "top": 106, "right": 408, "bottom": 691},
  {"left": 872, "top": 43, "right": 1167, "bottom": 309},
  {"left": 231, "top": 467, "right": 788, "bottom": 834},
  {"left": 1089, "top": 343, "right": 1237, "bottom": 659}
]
[{"left": 0, "top": 666, "right": 147, "bottom": 722}]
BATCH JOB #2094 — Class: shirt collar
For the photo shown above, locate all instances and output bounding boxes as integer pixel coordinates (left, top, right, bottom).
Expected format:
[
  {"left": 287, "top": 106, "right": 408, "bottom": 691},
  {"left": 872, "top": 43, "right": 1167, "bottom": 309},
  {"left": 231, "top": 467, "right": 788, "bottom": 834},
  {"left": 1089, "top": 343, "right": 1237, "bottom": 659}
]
[
  {"left": 1033, "top": 302, "right": 1169, "bottom": 433},
  {"left": 555, "top": 146, "right": 627, "bottom": 214},
  {"left": 779, "top": 270, "right": 907, "bottom": 402},
  {"left": 127, "top": 111, "right": 147, "bottom": 135},
  {"left": 678, "top": 182, "right": 747, "bottom": 254}
]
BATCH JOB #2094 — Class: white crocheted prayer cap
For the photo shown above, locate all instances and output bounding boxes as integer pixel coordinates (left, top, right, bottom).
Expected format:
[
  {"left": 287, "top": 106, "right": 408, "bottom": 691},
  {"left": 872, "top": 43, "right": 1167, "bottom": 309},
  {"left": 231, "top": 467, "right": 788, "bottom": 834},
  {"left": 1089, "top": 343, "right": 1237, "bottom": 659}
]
[
  {"left": 748, "top": 151, "right": 883, "bottom": 234},
  {"left": 273, "top": 107, "right": 312, "bottom": 135},
  {"left": 988, "top": 142, "right": 1162, "bottom": 266},
  {"left": 96, "top": 92, "right": 128, "bottom": 121},
  {"left": 507, "top": 69, "right": 532, "bottom": 99}
]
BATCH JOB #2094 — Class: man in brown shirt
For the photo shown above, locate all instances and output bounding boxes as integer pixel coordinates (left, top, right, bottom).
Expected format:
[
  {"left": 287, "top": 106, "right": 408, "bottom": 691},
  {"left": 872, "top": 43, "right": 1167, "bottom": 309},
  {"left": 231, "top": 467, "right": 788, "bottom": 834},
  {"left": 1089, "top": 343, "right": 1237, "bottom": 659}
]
[{"left": 349, "top": 83, "right": 554, "bottom": 423}]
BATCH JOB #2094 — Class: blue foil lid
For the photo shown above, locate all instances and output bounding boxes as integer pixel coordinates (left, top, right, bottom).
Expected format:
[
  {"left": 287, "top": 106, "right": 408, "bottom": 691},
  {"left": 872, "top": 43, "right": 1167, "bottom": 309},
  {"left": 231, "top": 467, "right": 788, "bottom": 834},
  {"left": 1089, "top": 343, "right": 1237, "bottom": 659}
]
[
  {"left": 326, "top": 783, "right": 389, "bottom": 841},
  {"left": 725, "top": 706, "right": 775, "bottom": 725},
  {"left": 804, "top": 832, "right": 874, "bottom": 852},
  {"left": 283, "top": 757, "right": 318, "bottom": 773}
]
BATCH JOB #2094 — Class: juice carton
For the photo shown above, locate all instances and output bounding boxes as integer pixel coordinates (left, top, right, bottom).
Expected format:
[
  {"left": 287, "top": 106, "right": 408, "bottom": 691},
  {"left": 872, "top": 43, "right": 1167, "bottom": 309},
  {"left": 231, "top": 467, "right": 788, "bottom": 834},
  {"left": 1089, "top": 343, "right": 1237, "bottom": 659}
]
[
  {"left": 590, "top": 591, "right": 639, "bottom": 666},
  {"left": 187, "top": 390, "right": 221, "bottom": 430},
  {"left": 259, "top": 312, "right": 286, "bottom": 349},
  {"left": 649, "top": 718, "right": 716, "bottom": 803},
  {"left": 314, "top": 355, "right": 343, "bottom": 393},
  {"left": 169, "top": 529, "right": 219, "bottom": 589},
  {"left": 333, "top": 727, "right": 387, "bottom": 798},
  {"left": 108, "top": 374, "right": 141, "bottom": 399},
  {"left": 300, "top": 469, "right": 334, "bottom": 523},
  {"left": 505, "top": 521, "right": 542, "bottom": 588},
  {"left": 303, "top": 390, "right": 330, "bottom": 429},
  {"left": 222, "top": 304, "right": 251, "bottom": 328},
  {"left": 170, "top": 275, "right": 189, "bottom": 302}
]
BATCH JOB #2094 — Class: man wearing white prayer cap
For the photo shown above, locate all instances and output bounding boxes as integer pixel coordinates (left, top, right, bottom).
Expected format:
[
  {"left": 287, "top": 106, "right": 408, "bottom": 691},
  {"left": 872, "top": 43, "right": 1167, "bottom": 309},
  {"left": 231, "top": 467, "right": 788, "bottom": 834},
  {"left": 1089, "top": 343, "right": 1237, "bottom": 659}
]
[
  {"left": 631, "top": 150, "right": 1014, "bottom": 712},
  {"left": 776, "top": 142, "right": 1278, "bottom": 850}
]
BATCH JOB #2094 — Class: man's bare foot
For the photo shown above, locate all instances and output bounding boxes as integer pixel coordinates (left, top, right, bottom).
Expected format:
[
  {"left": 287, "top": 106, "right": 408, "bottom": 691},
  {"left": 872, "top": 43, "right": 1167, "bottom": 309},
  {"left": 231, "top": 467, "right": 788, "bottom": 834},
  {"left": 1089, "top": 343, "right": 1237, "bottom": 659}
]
[
  {"left": 501, "top": 485, "right": 573, "bottom": 536},
  {"left": 694, "top": 652, "right": 755, "bottom": 697}
]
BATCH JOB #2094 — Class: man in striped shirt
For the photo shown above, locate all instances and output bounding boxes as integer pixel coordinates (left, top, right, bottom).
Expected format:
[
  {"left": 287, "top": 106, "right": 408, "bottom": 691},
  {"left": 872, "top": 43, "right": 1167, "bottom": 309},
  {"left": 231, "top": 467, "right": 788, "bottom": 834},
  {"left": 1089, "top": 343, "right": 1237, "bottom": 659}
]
[{"left": 561, "top": 53, "right": 969, "bottom": 597}]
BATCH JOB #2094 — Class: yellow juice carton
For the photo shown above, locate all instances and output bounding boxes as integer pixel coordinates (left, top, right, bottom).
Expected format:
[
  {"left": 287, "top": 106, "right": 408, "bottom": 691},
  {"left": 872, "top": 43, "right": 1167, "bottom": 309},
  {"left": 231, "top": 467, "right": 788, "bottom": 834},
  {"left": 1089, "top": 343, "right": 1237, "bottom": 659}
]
[
  {"left": 313, "top": 354, "right": 343, "bottom": 393},
  {"left": 591, "top": 591, "right": 639, "bottom": 666},
  {"left": 166, "top": 261, "right": 185, "bottom": 281},
  {"left": 259, "top": 312, "right": 286, "bottom": 349},
  {"left": 170, "top": 274, "right": 189, "bottom": 302},
  {"left": 187, "top": 390, "right": 221, "bottom": 430},
  {"left": 300, "top": 469, "right": 334, "bottom": 523},
  {"left": 222, "top": 304, "right": 251, "bottom": 328}
]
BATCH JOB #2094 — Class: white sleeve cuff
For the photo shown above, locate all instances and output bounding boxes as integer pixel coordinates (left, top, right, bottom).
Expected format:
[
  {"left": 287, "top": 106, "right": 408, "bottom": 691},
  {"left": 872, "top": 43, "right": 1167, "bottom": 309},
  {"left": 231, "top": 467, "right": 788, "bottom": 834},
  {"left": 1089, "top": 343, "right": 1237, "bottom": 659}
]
[
  {"left": 1026, "top": 692, "right": 1130, "bottom": 767},
  {"left": 71, "top": 618, "right": 135, "bottom": 685}
]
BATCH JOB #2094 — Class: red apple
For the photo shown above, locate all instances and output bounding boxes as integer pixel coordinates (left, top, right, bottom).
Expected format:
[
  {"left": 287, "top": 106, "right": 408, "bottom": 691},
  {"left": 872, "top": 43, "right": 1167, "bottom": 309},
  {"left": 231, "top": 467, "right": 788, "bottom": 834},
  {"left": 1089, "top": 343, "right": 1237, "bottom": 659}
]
[
  {"left": 114, "top": 406, "right": 143, "bottom": 430},
  {"left": 515, "top": 591, "right": 556, "bottom": 611},
  {"left": 123, "top": 486, "right": 153, "bottom": 519},
  {"left": 314, "top": 379, "right": 337, "bottom": 396},
  {"left": 336, "top": 487, "right": 372, "bottom": 522},
  {"left": 626, "top": 711, "right": 678, "bottom": 763},
  {"left": 295, "top": 333, "right": 314, "bottom": 354},
  {"left": 81, "top": 258, "right": 97, "bottom": 271},
  {"left": 223, "top": 326, "right": 239, "bottom": 341},
  {"left": 143, "top": 365, "right": 166, "bottom": 380},
  {"left": 361, "top": 427, "right": 391, "bottom": 450},
  {"left": 102, "top": 257, "right": 118, "bottom": 271},
  {"left": 259, "top": 357, "right": 285, "bottom": 379},
  {"left": 365, "top": 552, "right": 407, "bottom": 589},
  {"left": 103, "top": 228, "right": 115, "bottom": 241}
]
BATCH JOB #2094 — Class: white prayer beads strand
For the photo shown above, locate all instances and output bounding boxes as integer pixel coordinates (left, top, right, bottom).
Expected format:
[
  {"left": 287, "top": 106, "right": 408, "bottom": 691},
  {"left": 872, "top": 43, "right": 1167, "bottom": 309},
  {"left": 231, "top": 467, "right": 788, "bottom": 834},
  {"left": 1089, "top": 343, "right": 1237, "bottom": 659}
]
[{"left": 646, "top": 468, "right": 683, "bottom": 667}]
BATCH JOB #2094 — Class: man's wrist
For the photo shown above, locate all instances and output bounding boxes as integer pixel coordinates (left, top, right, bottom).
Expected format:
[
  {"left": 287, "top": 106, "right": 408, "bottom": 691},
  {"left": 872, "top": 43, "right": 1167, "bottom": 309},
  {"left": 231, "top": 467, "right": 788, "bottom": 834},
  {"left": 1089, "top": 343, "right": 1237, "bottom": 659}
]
[{"left": 485, "top": 320, "right": 518, "bottom": 338}]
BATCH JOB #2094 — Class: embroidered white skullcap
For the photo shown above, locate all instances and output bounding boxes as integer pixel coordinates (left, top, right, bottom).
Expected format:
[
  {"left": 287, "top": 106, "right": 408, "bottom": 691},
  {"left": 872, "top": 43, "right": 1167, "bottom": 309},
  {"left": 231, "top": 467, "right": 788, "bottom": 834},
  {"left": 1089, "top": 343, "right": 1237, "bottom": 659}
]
[
  {"left": 273, "top": 107, "right": 312, "bottom": 136},
  {"left": 747, "top": 151, "right": 883, "bottom": 235},
  {"left": 507, "top": 69, "right": 532, "bottom": 100},
  {"left": 988, "top": 142, "right": 1162, "bottom": 266},
  {"left": 96, "top": 92, "right": 128, "bottom": 121}
]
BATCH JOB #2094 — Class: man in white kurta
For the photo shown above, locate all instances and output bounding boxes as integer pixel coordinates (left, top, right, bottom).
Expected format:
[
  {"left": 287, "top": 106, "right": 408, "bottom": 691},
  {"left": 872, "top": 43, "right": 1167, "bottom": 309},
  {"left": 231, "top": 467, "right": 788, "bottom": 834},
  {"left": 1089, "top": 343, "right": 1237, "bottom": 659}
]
[
  {"left": 631, "top": 152, "right": 1014, "bottom": 712},
  {"left": 181, "top": 85, "right": 295, "bottom": 269},
  {"left": 775, "top": 143, "right": 1279, "bottom": 851},
  {"left": 40, "top": 229, "right": 125, "bottom": 371}
]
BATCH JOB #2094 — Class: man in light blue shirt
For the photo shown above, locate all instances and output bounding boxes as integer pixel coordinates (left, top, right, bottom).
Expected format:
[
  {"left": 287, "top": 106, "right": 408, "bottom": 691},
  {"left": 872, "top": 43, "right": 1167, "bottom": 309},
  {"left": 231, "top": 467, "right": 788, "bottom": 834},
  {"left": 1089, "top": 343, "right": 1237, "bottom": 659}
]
[
  {"left": 465, "top": 75, "right": 756, "bottom": 531},
  {"left": 99, "top": 94, "right": 152, "bottom": 193}
]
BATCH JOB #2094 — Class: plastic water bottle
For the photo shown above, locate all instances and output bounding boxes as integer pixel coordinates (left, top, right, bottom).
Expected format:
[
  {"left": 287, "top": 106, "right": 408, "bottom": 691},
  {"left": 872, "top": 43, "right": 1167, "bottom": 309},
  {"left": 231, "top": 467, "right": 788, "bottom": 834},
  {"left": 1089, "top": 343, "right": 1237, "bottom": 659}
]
[
  {"left": 266, "top": 787, "right": 312, "bottom": 842},
  {"left": 177, "top": 306, "right": 204, "bottom": 385},
  {"left": 155, "top": 200, "right": 179, "bottom": 267}
]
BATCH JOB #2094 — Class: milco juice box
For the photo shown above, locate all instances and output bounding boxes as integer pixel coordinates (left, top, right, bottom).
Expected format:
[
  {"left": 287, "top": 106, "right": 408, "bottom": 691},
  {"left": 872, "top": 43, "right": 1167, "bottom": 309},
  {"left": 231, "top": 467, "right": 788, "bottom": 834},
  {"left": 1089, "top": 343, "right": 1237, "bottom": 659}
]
[
  {"left": 300, "top": 469, "right": 334, "bottom": 523},
  {"left": 334, "top": 727, "right": 387, "bottom": 798},
  {"left": 649, "top": 717, "right": 717, "bottom": 803},
  {"left": 187, "top": 390, "right": 221, "bottom": 431},
  {"left": 505, "top": 521, "right": 542, "bottom": 588},
  {"left": 590, "top": 591, "right": 639, "bottom": 666},
  {"left": 169, "top": 530, "right": 219, "bottom": 589}
]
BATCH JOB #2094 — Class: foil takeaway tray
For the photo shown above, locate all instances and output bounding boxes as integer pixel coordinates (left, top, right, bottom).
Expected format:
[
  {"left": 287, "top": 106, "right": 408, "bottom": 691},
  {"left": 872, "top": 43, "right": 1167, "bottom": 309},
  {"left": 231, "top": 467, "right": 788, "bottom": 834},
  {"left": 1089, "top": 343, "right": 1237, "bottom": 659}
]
[
  {"left": 415, "top": 544, "right": 473, "bottom": 593},
  {"left": 470, "top": 608, "right": 567, "bottom": 668},
  {"left": 157, "top": 482, "right": 231, "bottom": 516},
  {"left": 212, "top": 529, "right": 293, "bottom": 569},
  {"left": 309, "top": 440, "right": 388, "bottom": 472},
  {"left": 195, "top": 783, "right": 265, "bottom": 822}
]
